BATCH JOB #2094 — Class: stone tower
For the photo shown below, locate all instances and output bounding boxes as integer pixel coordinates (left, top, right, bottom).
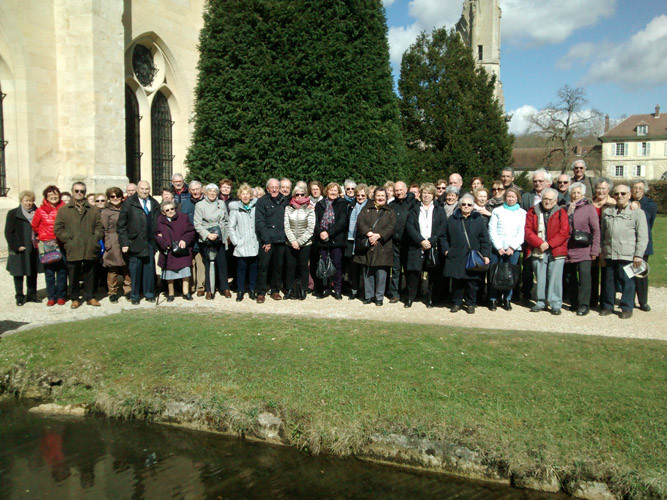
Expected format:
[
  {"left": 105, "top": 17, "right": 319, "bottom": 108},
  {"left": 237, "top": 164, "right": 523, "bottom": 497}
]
[{"left": 456, "top": 0, "right": 504, "bottom": 110}]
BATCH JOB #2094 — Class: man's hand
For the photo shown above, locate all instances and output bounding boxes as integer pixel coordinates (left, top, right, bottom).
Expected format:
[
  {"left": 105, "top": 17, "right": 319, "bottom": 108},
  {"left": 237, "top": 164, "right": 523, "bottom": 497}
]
[
  {"left": 17, "top": 246, "right": 26, "bottom": 252},
  {"left": 539, "top": 242, "right": 549, "bottom": 252},
  {"left": 122, "top": 246, "right": 129, "bottom": 253},
  {"left": 207, "top": 233, "right": 218, "bottom": 241},
  {"left": 420, "top": 240, "right": 431, "bottom": 250},
  {"left": 263, "top": 244, "right": 271, "bottom": 252},
  {"left": 320, "top": 231, "right": 329, "bottom": 241},
  {"left": 633, "top": 256, "right": 643, "bottom": 268}
]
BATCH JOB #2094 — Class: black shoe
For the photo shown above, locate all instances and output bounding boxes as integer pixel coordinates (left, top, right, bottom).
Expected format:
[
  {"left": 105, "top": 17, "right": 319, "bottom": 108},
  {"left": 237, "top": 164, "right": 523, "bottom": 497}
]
[
  {"left": 16, "top": 297, "right": 25, "bottom": 306},
  {"left": 450, "top": 305, "right": 461, "bottom": 313},
  {"left": 333, "top": 292, "right": 342, "bottom": 300},
  {"left": 109, "top": 295, "right": 119, "bottom": 303},
  {"left": 183, "top": 293, "right": 193, "bottom": 301},
  {"left": 131, "top": 299, "right": 140, "bottom": 305},
  {"left": 620, "top": 310, "right": 633, "bottom": 319},
  {"left": 167, "top": 295, "right": 175, "bottom": 303},
  {"left": 466, "top": 306, "right": 475, "bottom": 314},
  {"left": 576, "top": 306, "right": 589, "bottom": 316},
  {"left": 349, "top": 292, "right": 357, "bottom": 301},
  {"left": 530, "top": 305, "right": 543, "bottom": 312},
  {"left": 25, "top": 297, "right": 41, "bottom": 303},
  {"left": 503, "top": 299, "right": 512, "bottom": 311},
  {"left": 375, "top": 300, "right": 383, "bottom": 306},
  {"left": 389, "top": 296, "right": 400, "bottom": 304},
  {"left": 236, "top": 293, "right": 244, "bottom": 302},
  {"left": 599, "top": 308, "right": 613, "bottom": 316},
  {"left": 405, "top": 299, "right": 413, "bottom": 308},
  {"left": 550, "top": 308, "right": 561, "bottom": 316},
  {"left": 284, "top": 291, "right": 293, "bottom": 300},
  {"left": 363, "top": 298, "right": 372, "bottom": 305},
  {"left": 249, "top": 291, "right": 257, "bottom": 300},
  {"left": 639, "top": 304, "right": 651, "bottom": 312},
  {"left": 145, "top": 297, "right": 156, "bottom": 303},
  {"left": 488, "top": 299, "right": 497, "bottom": 311}
]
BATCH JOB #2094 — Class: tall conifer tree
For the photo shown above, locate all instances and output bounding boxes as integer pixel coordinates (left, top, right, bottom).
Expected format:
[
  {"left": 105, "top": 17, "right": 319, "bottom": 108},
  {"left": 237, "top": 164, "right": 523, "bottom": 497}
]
[
  {"left": 398, "top": 28, "right": 512, "bottom": 183},
  {"left": 186, "top": 0, "right": 405, "bottom": 186}
]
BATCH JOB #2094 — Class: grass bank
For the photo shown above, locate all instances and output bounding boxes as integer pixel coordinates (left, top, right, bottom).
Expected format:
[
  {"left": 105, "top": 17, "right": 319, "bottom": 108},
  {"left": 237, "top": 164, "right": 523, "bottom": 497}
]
[{"left": 1, "top": 310, "right": 664, "bottom": 498}]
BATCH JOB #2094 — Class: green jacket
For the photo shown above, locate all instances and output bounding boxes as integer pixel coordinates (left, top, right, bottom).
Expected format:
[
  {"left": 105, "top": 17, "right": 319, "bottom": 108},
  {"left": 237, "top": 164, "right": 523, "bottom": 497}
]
[{"left": 54, "top": 201, "right": 103, "bottom": 261}]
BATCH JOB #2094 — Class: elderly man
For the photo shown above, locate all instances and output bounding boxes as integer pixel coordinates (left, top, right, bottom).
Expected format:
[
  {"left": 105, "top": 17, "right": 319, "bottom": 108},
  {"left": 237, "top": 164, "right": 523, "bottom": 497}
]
[
  {"left": 279, "top": 178, "right": 292, "bottom": 199},
  {"left": 631, "top": 180, "right": 657, "bottom": 312},
  {"left": 388, "top": 181, "right": 418, "bottom": 303},
  {"left": 53, "top": 182, "right": 104, "bottom": 308},
  {"left": 118, "top": 180, "right": 160, "bottom": 304},
  {"left": 555, "top": 174, "right": 571, "bottom": 205},
  {"left": 500, "top": 167, "right": 521, "bottom": 193},
  {"left": 599, "top": 184, "right": 648, "bottom": 319},
  {"left": 571, "top": 159, "right": 595, "bottom": 199},
  {"left": 125, "top": 183, "right": 137, "bottom": 199},
  {"left": 448, "top": 173, "right": 463, "bottom": 189},
  {"left": 181, "top": 180, "right": 206, "bottom": 296},
  {"left": 435, "top": 178, "right": 448, "bottom": 204},
  {"left": 255, "top": 178, "right": 288, "bottom": 303},
  {"left": 170, "top": 173, "right": 190, "bottom": 205}
]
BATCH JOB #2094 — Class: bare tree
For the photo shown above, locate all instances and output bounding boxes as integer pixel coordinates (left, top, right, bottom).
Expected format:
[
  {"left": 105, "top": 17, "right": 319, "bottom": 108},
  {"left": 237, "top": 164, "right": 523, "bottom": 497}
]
[{"left": 528, "top": 85, "right": 603, "bottom": 172}]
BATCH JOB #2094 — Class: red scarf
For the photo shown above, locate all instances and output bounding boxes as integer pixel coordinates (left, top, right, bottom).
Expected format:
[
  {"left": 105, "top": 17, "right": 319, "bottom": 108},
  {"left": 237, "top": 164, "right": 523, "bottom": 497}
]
[{"left": 290, "top": 196, "right": 310, "bottom": 209}]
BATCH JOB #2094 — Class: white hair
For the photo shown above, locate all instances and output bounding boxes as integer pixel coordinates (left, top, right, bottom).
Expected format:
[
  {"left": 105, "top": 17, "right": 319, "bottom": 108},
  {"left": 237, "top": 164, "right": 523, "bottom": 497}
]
[
  {"left": 344, "top": 179, "right": 357, "bottom": 189},
  {"left": 266, "top": 178, "right": 279, "bottom": 190},
  {"left": 204, "top": 183, "right": 219, "bottom": 193},
  {"left": 569, "top": 182, "right": 586, "bottom": 195},
  {"left": 189, "top": 180, "right": 202, "bottom": 189},
  {"left": 541, "top": 187, "right": 558, "bottom": 199},
  {"left": 172, "top": 173, "right": 184, "bottom": 181},
  {"left": 571, "top": 159, "right": 586, "bottom": 169},
  {"left": 632, "top": 179, "right": 648, "bottom": 191},
  {"left": 533, "top": 168, "right": 552, "bottom": 183},
  {"left": 460, "top": 193, "right": 475, "bottom": 204}
]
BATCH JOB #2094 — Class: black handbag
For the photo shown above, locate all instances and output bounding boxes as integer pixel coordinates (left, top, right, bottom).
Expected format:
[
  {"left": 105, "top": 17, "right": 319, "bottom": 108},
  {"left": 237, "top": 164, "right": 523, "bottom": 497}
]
[
  {"left": 354, "top": 209, "right": 384, "bottom": 253},
  {"left": 572, "top": 230, "right": 593, "bottom": 247},
  {"left": 424, "top": 247, "right": 437, "bottom": 269},
  {"left": 489, "top": 261, "right": 520, "bottom": 291},
  {"left": 205, "top": 225, "right": 223, "bottom": 247},
  {"left": 316, "top": 255, "right": 336, "bottom": 280},
  {"left": 164, "top": 224, "right": 190, "bottom": 257}
]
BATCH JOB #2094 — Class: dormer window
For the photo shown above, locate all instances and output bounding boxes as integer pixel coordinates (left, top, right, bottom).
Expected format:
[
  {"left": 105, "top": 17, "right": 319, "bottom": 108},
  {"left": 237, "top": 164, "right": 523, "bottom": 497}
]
[{"left": 637, "top": 124, "right": 648, "bottom": 136}]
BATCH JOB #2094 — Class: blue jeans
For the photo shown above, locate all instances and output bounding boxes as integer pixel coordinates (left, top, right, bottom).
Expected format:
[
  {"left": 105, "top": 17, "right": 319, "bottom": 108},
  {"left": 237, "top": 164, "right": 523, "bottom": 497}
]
[
  {"left": 531, "top": 254, "right": 565, "bottom": 311},
  {"left": 128, "top": 249, "right": 156, "bottom": 300},
  {"left": 44, "top": 258, "right": 68, "bottom": 301},
  {"left": 602, "top": 259, "right": 635, "bottom": 312},
  {"left": 236, "top": 256, "right": 257, "bottom": 293},
  {"left": 488, "top": 250, "right": 520, "bottom": 302}
]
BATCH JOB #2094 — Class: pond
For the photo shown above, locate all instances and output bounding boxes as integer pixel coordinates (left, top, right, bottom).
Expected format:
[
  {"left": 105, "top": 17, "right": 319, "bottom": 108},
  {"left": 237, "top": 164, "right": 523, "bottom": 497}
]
[{"left": 0, "top": 400, "right": 567, "bottom": 499}]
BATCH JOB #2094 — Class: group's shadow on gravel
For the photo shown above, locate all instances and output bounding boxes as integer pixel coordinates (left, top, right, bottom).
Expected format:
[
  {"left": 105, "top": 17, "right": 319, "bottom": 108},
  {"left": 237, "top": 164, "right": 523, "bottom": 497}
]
[{"left": 0, "top": 320, "right": 30, "bottom": 336}]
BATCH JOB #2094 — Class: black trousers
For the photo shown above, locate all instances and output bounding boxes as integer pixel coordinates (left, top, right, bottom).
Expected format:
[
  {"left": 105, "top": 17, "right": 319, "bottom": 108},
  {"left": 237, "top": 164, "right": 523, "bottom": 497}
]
[
  {"left": 67, "top": 259, "right": 95, "bottom": 301},
  {"left": 257, "top": 243, "right": 285, "bottom": 295},
  {"left": 451, "top": 278, "right": 478, "bottom": 307},
  {"left": 285, "top": 245, "right": 310, "bottom": 292},
  {"left": 564, "top": 260, "right": 592, "bottom": 308},
  {"left": 13, "top": 274, "right": 37, "bottom": 300},
  {"left": 634, "top": 255, "right": 650, "bottom": 306},
  {"left": 406, "top": 264, "right": 436, "bottom": 302}
]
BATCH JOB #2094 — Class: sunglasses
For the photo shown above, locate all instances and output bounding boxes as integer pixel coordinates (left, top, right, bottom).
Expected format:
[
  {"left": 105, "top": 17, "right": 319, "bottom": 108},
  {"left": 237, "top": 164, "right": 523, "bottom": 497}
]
[
  {"left": 108, "top": 195, "right": 120, "bottom": 199},
  {"left": 294, "top": 193, "right": 306, "bottom": 197},
  {"left": 345, "top": 187, "right": 355, "bottom": 191},
  {"left": 557, "top": 181, "right": 569, "bottom": 185},
  {"left": 492, "top": 188, "right": 503, "bottom": 191},
  {"left": 460, "top": 203, "right": 473, "bottom": 207},
  {"left": 164, "top": 207, "right": 176, "bottom": 212},
  {"left": 95, "top": 199, "right": 106, "bottom": 203},
  {"left": 613, "top": 192, "right": 630, "bottom": 197},
  {"left": 573, "top": 166, "right": 585, "bottom": 170},
  {"left": 73, "top": 189, "right": 86, "bottom": 194}
]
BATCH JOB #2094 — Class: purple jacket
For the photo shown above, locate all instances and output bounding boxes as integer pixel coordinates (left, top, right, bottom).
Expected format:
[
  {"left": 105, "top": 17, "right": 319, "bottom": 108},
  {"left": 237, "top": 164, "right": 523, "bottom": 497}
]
[
  {"left": 155, "top": 211, "right": 196, "bottom": 271},
  {"left": 566, "top": 201, "right": 600, "bottom": 263}
]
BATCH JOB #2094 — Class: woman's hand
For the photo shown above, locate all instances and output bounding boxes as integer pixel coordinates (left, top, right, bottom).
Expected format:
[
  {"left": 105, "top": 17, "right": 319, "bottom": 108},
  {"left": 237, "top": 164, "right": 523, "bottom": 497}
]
[
  {"left": 17, "top": 246, "right": 26, "bottom": 252},
  {"left": 263, "top": 243, "right": 271, "bottom": 252},
  {"left": 178, "top": 240, "right": 187, "bottom": 249},
  {"left": 207, "top": 233, "right": 218, "bottom": 241},
  {"left": 498, "top": 248, "right": 505, "bottom": 256},
  {"left": 483, "top": 257, "right": 490, "bottom": 265},
  {"left": 320, "top": 231, "right": 329, "bottom": 241},
  {"left": 505, "top": 248, "right": 514, "bottom": 256},
  {"left": 291, "top": 241, "right": 300, "bottom": 250},
  {"left": 368, "top": 233, "right": 381, "bottom": 245}
]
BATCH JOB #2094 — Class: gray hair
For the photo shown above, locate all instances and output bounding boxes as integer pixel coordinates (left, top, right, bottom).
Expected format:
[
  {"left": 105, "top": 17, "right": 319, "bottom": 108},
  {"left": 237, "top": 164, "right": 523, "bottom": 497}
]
[
  {"left": 171, "top": 173, "right": 184, "bottom": 181},
  {"left": 541, "top": 187, "right": 558, "bottom": 199},
  {"left": 343, "top": 179, "right": 357, "bottom": 189},
  {"left": 569, "top": 182, "right": 586, "bottom": 195},
  {"left": 72, "top": 181, "right": 87, "bottom": 192},
  {"left": 266, "top": 178, "right": 279, "bottom": 190},
  {"left": 460, "top": 193, "right": 475, "bottom": 205},
  {"left": 571, "top": 159, "right": 586, "bottom": 170},
  {"left": 533, "top": 168, "right": 552, "bottom": 183},
  {"left": 189, "top": 180, "right": 202, "bottom": 190},
  {"left": 595, "top": 177, "right": 613, "bottom": 190},
  {"left": 160, "top": 200, "right": 176, "bottom": 211},
  {"left": 500, "top": 166, "right": 515, "bottom": 176},
  {"left": 445, "top": 185, "right": 460, "bottom": 196},
  {"left": 631, "top": 179, "right": 648, "bottom": 191},
  {"left": 204, "top": 183, "right": 219, "bottom": 194},
  {"left": 558, "top": 173, "right": 571, "bottom": 182}
]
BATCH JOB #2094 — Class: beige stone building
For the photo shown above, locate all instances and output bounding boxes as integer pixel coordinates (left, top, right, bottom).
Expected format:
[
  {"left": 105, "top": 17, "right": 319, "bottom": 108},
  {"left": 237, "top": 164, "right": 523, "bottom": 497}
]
[
  {"left": 456, "top": 0, "right": 504, "bottom": 109},
  {"left": 0, "top": 0, "right": 205, "bottom": 202},
  {"left": 599, "top": 105, "right": 667, "bottom": 180}
]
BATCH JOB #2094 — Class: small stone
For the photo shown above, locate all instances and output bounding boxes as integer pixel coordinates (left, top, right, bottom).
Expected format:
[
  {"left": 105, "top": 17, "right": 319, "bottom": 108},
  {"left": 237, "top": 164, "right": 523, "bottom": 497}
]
[
  {"left": 513, "top": 474, "right": 561, "bottom": 493},
  {"left": 28, "top": 403, "right": 86, "bottom": 417},
  {"left": 256, "top": 412, "right": 283, "bottom": 441},
  {"left": 568, "top": 481, "right": 616, "bottom": 500}
]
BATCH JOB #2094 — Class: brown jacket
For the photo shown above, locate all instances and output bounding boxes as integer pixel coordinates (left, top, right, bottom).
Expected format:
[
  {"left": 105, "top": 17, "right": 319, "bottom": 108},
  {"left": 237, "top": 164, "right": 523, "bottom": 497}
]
[
  {"left": 101, "top": 205, "right": 126, "bottom": 267},
  {"left": 54, "top": 201, "right": 103, "bottom": 261},
  {"left": 353, "top": 204, "right": 396, "bottom": 267}
]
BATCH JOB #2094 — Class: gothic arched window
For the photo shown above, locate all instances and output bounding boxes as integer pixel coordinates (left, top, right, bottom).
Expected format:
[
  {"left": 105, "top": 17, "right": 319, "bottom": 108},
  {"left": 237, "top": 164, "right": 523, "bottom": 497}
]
[
  {"left": 125, "top": 86, "right": 141, "bottom": 183},
  {"left": 151, "top": 91, "right": 172, "bottom": 190}
]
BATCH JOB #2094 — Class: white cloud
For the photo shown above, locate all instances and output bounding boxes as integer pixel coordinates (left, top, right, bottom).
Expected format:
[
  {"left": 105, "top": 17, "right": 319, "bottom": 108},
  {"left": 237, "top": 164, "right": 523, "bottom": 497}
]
[
  {"left": 582, "top": 15, "right": 667, "bottom": 89},
  {"left": 382, "top": 0, "right": 396, "bottom": 6},
  {"left": 508, "top": 105, "right": 538, "bottom": 135},
  {"left": 501, "top": 0, "right": 616, "bottom": 46},
  {"left": 388, "top": 24, "right": 423, "bottom": 66},
  {"left": 555, "top": 41, "right": 614, "bottom": 70}
]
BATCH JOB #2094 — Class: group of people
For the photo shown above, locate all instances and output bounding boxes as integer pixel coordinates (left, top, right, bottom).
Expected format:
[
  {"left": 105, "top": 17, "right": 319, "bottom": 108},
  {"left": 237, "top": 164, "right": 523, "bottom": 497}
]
[{"left": 5, "top": 160, "right": 656, "bottom": 318}]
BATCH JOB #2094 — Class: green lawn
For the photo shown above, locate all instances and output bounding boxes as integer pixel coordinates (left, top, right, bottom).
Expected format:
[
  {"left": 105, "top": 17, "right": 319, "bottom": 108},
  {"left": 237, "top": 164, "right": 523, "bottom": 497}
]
[
  {"left": 651, "top": 215, "right": 666, "bottom": 287},
  {"left": 1, "top": 311, "right": 664, "bottom": 498}
]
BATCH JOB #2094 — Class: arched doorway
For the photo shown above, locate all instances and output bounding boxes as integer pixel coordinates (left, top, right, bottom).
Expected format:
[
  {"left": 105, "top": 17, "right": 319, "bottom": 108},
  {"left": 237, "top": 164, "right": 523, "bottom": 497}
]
[
  {"left": 151, "top": 91, "right": 172, "bottom": 191},
  {"left": 125, "top": 85, "right": 141, "bottom": 184}
]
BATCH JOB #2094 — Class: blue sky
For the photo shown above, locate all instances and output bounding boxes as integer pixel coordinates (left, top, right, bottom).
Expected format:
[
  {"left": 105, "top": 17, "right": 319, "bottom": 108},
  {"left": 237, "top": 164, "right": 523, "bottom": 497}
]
[{"left": 383, "top": 0, "right": 667, "bottom": 134}]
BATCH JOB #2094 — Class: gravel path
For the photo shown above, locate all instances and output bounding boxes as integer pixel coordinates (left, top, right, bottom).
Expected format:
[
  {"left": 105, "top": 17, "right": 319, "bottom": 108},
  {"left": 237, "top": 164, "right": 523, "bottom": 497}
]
[{"left": 1, "top": 256, "right": 665, "bottom": 340}]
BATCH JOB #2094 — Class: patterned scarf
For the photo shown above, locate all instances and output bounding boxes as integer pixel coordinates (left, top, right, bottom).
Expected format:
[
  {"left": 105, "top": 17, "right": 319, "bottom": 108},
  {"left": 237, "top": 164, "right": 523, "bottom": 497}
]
[
  {"left": 347, "top": 200, "right": 367, "bottom": 240},
  {"left": 320, "top": 198, "right": 335, "bottom": 230},
  {"left": 74, "top": 199, "right": 86, "bottom": 214}
]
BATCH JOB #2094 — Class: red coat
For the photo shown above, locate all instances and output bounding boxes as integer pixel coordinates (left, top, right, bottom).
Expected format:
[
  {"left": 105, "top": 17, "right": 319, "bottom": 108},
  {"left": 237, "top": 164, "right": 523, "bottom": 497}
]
[
  {"left": 31, "top": 201, "right": 65, "bottom": 241},
  {"left": 524, "top": 206, "right": 569, "bottom": 258}
]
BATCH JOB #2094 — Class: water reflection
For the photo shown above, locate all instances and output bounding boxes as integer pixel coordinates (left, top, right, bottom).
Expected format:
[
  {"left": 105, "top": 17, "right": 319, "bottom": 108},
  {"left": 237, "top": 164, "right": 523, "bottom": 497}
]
[{"left": 0, "top": 401, "right": 566, "bottom": 499}]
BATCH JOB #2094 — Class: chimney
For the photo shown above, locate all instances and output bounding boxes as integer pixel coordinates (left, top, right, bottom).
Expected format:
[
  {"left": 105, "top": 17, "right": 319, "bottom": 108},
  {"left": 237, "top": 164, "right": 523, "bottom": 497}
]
[
  {"left": 655, "top": 104, "right": 661, "bottom": 118},
  {"left": 604, "top": 114, "right": 609, "bottom": 132}
]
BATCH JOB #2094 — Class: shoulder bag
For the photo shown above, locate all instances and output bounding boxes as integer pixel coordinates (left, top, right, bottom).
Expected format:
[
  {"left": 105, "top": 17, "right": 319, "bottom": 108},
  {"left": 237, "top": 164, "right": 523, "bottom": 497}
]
[
  {"left": 355, "top": 209, "right": 385, "bottom": 253},
  {"left": 461, "top": 219, "right": 488, "bottom": 272}
]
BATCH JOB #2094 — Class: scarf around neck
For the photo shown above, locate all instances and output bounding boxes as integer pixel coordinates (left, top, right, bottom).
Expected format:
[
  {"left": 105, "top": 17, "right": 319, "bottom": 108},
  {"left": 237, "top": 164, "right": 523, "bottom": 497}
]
[
  {"left": 503, "top": 202, "right": 519, "bottom": 211},
  {"left": 321, "top": 198, "right": 335, "bottom": 229},
  {"left": 290, "top": 196, "right": 310, "bottom": 209},
  {"left": 21, "top": 205, "right": 36, "bottom": 222}
]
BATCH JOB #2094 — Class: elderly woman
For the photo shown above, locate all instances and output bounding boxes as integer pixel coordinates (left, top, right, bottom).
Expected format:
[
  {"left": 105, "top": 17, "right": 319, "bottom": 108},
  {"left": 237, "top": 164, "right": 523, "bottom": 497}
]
[
  {"left": 404, "top": 183, "right": 446, "bottom": 308},
  {"left": 525, "top": 188, "right": 570, "bottom": 315},
  {"left": 590, "top": 177, "right": 615, "bottom": 308},
  {"left": 5, "top": 190, "right": 42, "bottom": 305},
  {"left": 194, "top": 183, "right": 230, "bottom": 300},
  {"left": 314, "top": 182, "right": 348, "bottom": 299},
  {"left": 487, "top": 187, "right": 526, "bottom": 311},
  {"left": 473, "top": 188, "right": 492, "bottom": 222},
  {"left": 283, "top": 183, "right": 315, "bottom": 299},
  {"left": 441, "top": 186, "right": 460, "bottom": 218},
  {"left": 346, "top": 184, "right": 369, "bottom": 300},
  {"left": 631, "top": 180, "right": 657, "bottom": 312},
  {"left": 31, "top": 185, "right": 67, "bottom": 306},
  {"left": 487, "top": 181, "right": 505, "bottom": 210},
  {"left": 563, "top": 182, "right": 600, "bottom": 316},
  {"left": 308, "top": 181, "right": 323, "bottom": 206},
  {"left": 471, "top": 177, "right": 484, "bottom": 192},
  {"left": 228, "top": 184, "right": 259, "bottom": 301},
  {"left": 101, "top": 187, "right": 131, "bottom": 302},
  {"left": 155, "top": 200, "right": 196, "bottom": 302},
  {"left": 442, "top": 193, "right": 491, "bottom": 314},
  {"left": 354, "top": 187, "right": 396, "bottom": 305},
  {"left": 384, "top": 181, "right": 395, "bottom": 203}
]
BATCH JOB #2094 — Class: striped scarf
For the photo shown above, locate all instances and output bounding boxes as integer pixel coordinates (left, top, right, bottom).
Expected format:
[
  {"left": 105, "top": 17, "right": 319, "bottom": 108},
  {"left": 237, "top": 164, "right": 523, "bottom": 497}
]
[{"left": 347, "top": 200, "right": 367, "bottom": 240}]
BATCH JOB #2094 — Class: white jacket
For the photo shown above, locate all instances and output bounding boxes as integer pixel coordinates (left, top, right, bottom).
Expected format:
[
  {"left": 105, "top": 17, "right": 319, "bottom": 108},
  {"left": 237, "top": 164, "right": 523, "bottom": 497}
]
[{"left": 489, "top": 205, "right": 526, "bottom": 251}]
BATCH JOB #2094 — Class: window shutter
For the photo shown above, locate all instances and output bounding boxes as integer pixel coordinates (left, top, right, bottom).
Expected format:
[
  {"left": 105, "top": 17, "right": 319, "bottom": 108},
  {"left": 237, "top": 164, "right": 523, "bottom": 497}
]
[
  {"left": 624, "top": 143, "right": 629, "bottom": 156},
  {"left": 646, "top": 142, "right": 651, "bottom": 156},
  {"left": 641, "top": 165, "right": 646, "bottom": 177}
]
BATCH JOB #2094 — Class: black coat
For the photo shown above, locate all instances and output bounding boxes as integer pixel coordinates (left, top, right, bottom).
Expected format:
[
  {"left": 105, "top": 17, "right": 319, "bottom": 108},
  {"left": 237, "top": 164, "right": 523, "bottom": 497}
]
[
  {"left": 442, "top": 209, "right": 491, "bottom": 280},
  {"left": 404, "top": 203, "right": 447, "bottom": 272},
  {"left": 255, "top": 193, "right": 288, "bottom": 245},
  {"left": 314, "top": 197, "right": 349, "bottom": 248},
  {"left": 5, "top": 207, "right": 42, "bottom": 276},
  {"left": 117, "top": 194, "right": 160, "bottom": 257},
  {"left": 389, "top": 192, "right": 418, "bottom": 243}
]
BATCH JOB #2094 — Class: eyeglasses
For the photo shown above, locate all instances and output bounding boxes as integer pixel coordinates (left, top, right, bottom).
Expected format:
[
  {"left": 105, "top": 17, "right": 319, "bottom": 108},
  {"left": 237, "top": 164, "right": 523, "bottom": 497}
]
[
  {"left": 573, "top": 166, "right": 585, "bottom": 170},
  {"left": 345, "top": 187, "right": 355, "bottom": 191},
  {"left": 73, "top": 189, "right": 86, "bottom": 194},
  {"left": 542, "top": 198, "right": 557, "bottom": 202},
  {"left": 356, "top": 194, "right": 366, "bottom": 198},
  {"left": 437, "top": 186, "right": 446, "bottom": 190},
  {"left": 95, "top": 198, "right": 106, "bottom": 203},
  {"left": 460, "top": 203, "right": 473, "bottom": 207},
  {"left": 294, "top": 193, "right": 306, "bottom": 197},
  {"left": 533, "top": 179, "right": 546, "bottom": 183},
  {"left": 613, "top": 192, "right": 630, "bottom": 197},
  {"left": 108, "top": 195, "right": 119, "bottom": 199},
  {"left": 557, "top": 181, "right": 569, "bottom": 185},
  {"left": 164, "top": 207, "right": 176, "bottom": 212},
  {"left": 492, "top": 188, "right": 503, "bottom": 192}
]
